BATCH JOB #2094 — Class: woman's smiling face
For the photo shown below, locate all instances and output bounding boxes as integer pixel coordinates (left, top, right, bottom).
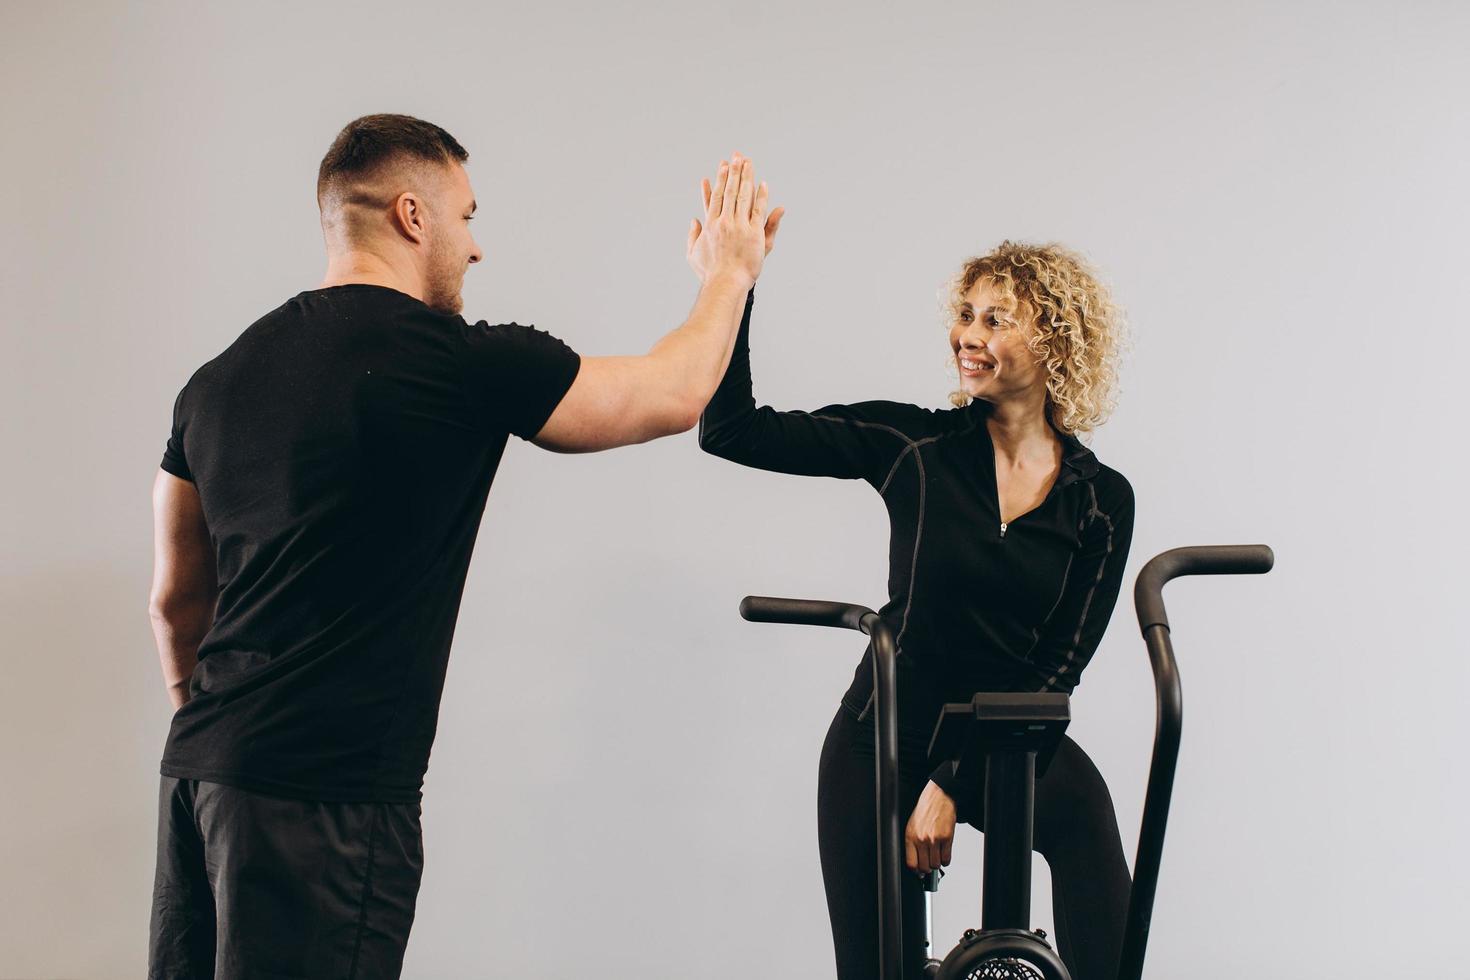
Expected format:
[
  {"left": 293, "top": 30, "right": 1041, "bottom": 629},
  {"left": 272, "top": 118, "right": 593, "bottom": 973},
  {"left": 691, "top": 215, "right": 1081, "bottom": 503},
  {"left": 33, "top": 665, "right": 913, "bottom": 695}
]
[{"left": 949, "top": 278, "right": 1048, "bottom": 405}]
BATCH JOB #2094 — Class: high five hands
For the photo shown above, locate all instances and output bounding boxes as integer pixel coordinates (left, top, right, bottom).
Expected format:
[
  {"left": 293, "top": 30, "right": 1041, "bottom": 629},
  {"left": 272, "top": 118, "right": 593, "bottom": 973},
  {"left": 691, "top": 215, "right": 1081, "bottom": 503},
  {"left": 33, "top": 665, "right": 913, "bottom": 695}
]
[{"left": 686, "top": 153, "right": 786, "bottom": 288}]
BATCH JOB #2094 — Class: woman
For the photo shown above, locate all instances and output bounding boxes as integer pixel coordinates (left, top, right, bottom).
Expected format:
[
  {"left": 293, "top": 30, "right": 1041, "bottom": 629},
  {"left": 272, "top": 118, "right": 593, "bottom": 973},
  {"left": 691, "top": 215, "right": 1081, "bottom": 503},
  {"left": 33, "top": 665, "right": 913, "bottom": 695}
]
[{"left": 698, "top": 240, "right": 1135, "bottom": 980}]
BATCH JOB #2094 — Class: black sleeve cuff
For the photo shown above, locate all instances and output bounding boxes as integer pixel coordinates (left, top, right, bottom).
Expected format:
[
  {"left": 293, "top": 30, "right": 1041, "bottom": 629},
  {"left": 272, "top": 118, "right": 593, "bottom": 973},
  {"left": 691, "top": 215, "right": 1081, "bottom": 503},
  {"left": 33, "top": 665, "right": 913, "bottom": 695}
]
[{"left": 928, "top": 759, "right": 974, "bottom": 824}]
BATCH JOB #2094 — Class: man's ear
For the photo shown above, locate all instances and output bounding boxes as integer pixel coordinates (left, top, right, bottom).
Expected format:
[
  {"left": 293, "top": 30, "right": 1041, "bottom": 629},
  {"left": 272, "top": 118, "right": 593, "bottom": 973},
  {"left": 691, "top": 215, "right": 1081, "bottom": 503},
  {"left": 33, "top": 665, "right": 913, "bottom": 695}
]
[{"left": 393, "top": 191, "right": 427, "bottom": 245}]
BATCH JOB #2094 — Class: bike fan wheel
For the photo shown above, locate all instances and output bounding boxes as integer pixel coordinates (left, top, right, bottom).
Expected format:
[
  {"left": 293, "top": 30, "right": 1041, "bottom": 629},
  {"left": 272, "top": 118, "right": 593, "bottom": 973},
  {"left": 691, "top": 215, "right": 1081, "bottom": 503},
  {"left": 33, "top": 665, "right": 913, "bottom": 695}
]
[
  {"left": 934, "top": 928, "right": 1070, "bottom": 980},
  {"left": 950, "top": 958, "right": 1045, "bottom": 980}
]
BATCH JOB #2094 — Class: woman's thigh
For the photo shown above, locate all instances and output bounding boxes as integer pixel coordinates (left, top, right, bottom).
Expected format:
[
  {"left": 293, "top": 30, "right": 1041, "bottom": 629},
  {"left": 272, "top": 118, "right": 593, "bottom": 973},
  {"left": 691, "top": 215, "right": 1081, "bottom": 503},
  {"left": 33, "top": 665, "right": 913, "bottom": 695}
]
[
  {"left": 1033, "top": 735, "right": 1127, "bottom": 862},
  {"left": 1033, "top": 734, "right": 1131, "bottom": 980}
]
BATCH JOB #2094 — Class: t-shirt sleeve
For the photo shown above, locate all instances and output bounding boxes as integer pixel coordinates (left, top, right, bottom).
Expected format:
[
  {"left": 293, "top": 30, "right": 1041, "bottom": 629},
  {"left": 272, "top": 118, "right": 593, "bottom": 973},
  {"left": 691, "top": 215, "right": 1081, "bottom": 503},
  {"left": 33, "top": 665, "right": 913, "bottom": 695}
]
[
  {"left": 160, "top": 386, "right": 193, "bottom": 482},
  {"left": 458, "top": 319, "right": 582, "bottom": 440}
]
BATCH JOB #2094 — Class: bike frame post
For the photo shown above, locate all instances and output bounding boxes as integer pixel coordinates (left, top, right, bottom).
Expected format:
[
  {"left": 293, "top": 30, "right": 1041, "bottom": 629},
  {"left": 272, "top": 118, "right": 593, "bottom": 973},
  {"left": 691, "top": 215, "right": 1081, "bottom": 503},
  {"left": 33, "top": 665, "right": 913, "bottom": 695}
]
[
  {"left": 979, "top": 748, "right": 1035, "bottom": 929},
  {"left": 865, "top": 613, "right": 904, "bottom": 980}
]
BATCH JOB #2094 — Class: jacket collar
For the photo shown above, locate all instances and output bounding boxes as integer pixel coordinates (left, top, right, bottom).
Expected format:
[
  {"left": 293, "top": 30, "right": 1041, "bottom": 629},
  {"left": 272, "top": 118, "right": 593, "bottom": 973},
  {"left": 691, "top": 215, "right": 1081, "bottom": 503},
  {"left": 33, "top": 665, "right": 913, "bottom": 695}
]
[
  {"left": 964, "top": 399, "right": 1101, "bottom": 484},
  {"left": 1056, "top": 429, "right": 1100, "bottom": 484}
]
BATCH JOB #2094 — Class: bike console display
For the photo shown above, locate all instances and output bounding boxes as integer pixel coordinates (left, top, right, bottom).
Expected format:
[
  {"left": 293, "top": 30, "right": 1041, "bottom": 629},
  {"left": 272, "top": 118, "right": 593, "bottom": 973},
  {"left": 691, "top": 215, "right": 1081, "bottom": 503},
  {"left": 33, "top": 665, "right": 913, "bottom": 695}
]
[{"left": 926, "top": 692, "right": 1071, "bottom": 778}]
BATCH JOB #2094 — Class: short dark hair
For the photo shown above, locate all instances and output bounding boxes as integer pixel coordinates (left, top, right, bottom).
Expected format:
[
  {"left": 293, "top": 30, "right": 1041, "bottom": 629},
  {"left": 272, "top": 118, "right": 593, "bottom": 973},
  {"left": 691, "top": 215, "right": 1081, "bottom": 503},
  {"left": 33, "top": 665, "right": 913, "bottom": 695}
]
[{"left": 316, "top": 114, "right": 468, "bottom": 204}]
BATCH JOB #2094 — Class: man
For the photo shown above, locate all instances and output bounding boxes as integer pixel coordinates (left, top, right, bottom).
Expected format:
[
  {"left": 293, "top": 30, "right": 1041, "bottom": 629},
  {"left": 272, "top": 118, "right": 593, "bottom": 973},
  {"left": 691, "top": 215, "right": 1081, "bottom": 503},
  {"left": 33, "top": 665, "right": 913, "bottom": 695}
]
[{"left": 147, "top": 113, "right": 782, "bottom": 978}]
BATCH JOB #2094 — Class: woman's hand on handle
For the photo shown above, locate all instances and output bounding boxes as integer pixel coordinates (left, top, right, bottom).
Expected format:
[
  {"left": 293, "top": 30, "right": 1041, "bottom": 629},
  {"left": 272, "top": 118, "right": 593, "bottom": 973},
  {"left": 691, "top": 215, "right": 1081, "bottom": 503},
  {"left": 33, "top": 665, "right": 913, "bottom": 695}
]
[
  {"left": 686, "top": 153, "right": 785, "bottom": 284},
  {"left": 905, "top": 781, "right": 957, "bottom": 874}
]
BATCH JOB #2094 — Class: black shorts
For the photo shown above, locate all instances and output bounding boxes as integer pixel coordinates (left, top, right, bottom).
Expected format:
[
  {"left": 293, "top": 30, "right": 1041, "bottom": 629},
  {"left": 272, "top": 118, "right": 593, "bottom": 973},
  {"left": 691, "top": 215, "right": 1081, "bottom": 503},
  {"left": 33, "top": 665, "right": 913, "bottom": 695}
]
[{"left": 148, "top": 776, "right": 425, "bottom": 980}]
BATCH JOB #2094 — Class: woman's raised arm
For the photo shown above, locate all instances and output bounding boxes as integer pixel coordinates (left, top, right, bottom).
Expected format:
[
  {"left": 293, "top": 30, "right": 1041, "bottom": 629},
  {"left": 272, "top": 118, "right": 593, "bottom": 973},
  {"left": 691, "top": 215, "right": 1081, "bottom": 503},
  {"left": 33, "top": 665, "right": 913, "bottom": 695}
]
[{"left": 698, "top": 291, "right": 929, "bottom": 487}]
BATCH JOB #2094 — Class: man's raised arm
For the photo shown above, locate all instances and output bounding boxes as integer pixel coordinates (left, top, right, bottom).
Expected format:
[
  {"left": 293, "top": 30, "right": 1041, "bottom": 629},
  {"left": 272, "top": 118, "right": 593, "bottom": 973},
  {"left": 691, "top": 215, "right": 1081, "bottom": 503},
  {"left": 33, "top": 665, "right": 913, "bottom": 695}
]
[{"left": 533, "top": 153, "right": 784, "bottom": 453}]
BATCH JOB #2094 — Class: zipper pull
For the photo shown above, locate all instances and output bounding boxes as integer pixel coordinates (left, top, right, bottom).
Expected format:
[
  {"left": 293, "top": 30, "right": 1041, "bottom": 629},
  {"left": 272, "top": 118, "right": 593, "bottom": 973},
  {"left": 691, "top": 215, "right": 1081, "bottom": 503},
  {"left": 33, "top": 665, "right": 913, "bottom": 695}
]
[{"left": 1000, "top": 521, "right": 1008, "bottom": 539}]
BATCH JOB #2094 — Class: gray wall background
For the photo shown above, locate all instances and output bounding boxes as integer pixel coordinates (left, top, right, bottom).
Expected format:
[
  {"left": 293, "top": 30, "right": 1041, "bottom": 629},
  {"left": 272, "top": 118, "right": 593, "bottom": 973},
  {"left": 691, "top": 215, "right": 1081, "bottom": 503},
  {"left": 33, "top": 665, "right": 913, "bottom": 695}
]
[{"left": 3, "top": 1, "right": 1467, "bottom": 976}]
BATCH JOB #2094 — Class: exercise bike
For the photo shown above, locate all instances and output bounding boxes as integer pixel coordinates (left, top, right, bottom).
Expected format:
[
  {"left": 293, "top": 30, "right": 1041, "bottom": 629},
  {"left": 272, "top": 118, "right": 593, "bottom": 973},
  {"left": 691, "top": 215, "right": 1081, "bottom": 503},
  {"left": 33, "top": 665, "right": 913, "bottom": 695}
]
[{"left": 739, "top": 544, "right": 1273, "bottom": 980}]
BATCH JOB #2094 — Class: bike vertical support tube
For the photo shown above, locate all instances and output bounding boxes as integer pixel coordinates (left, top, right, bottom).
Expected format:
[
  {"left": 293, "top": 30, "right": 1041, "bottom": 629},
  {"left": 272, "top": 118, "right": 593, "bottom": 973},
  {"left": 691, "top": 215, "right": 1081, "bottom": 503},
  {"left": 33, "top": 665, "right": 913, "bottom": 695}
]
[
  {"left": 1116, "top": 623, "right": 1182, "bottom": 980},
  {"left": 862, "top": 612, "right": 904, "bottom": 980},
  {"left": 980, "top": 748, "right": 1035, "bottom": 929}
]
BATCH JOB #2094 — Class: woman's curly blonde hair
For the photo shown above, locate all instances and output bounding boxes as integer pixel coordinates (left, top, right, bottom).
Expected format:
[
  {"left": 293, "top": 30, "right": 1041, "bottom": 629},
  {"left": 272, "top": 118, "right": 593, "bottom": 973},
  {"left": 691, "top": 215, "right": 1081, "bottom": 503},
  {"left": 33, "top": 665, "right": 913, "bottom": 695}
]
[{"left": 944, "top": 240, "right": 1125, "bottom": 435}]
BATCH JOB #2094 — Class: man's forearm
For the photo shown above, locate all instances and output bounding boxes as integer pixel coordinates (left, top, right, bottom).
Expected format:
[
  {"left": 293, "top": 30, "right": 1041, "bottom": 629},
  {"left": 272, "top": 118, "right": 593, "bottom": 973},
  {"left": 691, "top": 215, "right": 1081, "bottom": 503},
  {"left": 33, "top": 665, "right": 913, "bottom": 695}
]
[
  {"left": 646, "top": 272, "right": 752, "bottom": 417},
  {"left": 150, "top": 596, "right": 215, "bottom": 710}
]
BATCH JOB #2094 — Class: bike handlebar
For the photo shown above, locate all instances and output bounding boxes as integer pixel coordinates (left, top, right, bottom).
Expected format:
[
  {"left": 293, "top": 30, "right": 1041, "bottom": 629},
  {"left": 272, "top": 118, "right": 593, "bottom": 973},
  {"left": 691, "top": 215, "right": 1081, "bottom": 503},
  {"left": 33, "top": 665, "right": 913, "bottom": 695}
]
[
  {"left": 1134, "top": 545, "right": 1274, "bottom": 632},
  {"left": 738, "top": 593, "right": 902, "bottom": 980},
  {"left": 738, "top": 596, "right": 874, "bottom": 632},
  {"left": 1117, "top": 542, "right": 1274, "bottom": 980}
]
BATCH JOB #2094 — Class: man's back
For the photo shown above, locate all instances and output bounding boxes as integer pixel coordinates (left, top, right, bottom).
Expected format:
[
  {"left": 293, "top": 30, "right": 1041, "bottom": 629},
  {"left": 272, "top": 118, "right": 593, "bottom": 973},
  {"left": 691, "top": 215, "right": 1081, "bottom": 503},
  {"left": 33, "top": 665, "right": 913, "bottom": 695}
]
[
  {"left": 159, "top": 283, "right": 579, "bottom": 802},
  {"left": 144, "top": 120, "right": 775, "bottom": 978}
]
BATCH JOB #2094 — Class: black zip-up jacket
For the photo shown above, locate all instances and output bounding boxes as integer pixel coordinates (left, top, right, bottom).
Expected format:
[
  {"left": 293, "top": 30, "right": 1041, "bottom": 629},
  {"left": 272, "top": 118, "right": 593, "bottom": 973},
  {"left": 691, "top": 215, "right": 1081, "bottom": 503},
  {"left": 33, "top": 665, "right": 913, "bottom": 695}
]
[{"left": 699, "top": 291, "right": 1134, "bottom": 804}]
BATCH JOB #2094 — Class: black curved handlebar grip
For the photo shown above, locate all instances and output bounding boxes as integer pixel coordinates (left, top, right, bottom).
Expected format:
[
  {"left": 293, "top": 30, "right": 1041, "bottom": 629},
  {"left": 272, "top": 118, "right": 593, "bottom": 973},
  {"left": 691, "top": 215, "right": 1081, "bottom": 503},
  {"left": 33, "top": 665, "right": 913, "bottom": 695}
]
[
  {"left": 1134, "top": 545, "right": 1274, "bottom": 632},
  {"left": 739, "top": 596, "right": 874, "bottom": 633},
  {"left": 1118, "top": 543, "right": 1274, "bottom": 980},
  {"left": 738, "top": 595, "right": 902, "bottom": 980}
]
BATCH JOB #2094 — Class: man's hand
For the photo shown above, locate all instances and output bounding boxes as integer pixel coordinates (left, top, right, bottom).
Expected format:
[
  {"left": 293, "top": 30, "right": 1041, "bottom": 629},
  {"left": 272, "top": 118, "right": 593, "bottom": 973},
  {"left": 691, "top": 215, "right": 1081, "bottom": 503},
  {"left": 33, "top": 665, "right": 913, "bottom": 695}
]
[
  {"left": 532, "top": 154, "right": 781, "bottom": 453},
  {"left": 686, "top": 153, "right": 785, "bottom": 285},
  {"left": 905, "top": 780, "right": 957, "bottom": 874}
]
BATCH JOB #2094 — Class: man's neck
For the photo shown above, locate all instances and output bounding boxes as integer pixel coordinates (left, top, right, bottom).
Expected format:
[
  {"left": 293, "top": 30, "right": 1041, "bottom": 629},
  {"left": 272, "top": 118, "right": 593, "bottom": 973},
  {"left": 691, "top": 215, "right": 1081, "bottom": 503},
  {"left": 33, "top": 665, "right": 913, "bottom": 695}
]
[{"left": 320, "top": 249, "right": 424, "bottom": 304}]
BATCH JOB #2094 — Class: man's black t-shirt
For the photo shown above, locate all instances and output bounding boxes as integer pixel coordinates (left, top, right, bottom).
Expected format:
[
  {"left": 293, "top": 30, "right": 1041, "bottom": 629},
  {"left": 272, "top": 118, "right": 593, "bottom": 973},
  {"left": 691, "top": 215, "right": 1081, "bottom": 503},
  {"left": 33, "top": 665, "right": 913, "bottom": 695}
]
[{"left": 158, "top": 284, "right": 580, "bottom": 803}]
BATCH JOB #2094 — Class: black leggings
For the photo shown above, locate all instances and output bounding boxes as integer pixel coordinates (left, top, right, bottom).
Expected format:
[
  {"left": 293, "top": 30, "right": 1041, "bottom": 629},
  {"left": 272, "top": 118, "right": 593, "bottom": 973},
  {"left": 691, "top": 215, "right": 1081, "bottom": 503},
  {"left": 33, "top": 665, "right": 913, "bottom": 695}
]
[{"left": 817, "top": 704, "right": 1131, "bottom": 980}]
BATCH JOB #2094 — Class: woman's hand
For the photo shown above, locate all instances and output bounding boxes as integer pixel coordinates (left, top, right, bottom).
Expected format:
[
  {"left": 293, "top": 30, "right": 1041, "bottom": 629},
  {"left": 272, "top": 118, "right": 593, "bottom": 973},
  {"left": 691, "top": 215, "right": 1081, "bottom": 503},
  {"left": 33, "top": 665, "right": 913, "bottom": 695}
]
[
  {"left": 905, "top": 780, "right": 957, "bottom": 874},
  {"left": 686, "top": 153, "right": 785, "bottom": 285}
]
